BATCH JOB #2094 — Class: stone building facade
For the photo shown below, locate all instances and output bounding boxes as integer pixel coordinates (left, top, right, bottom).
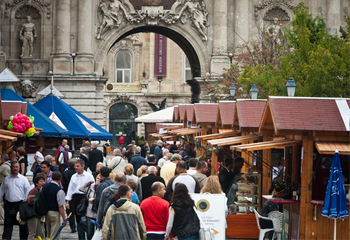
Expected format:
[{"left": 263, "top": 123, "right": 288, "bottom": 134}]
[{"left": 0, "top": 0, "right": 348, "bottom": 141}]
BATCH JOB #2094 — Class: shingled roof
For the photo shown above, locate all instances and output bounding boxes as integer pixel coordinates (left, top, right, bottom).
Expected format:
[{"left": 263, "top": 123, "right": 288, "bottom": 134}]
[
  {"left": 233, "top": 99, "right": 267, "bottom": 131},
  {"left": 259, "top": 97, "right": 350, "bottom": 134},
  {"left": 217, "top": 101, "right": 236, "bottom": 128},
  {"left": 192, "top": 103, "right": 219, "bottom": 125},
  {"left": 178, "top": 104, "right": 187, "bottom": 122},
  {"left": 186, "top": 104, "right": 194, "bottom": 123},
  {"left": 172, "top": 106, "right": 179, "bottom": 122}
]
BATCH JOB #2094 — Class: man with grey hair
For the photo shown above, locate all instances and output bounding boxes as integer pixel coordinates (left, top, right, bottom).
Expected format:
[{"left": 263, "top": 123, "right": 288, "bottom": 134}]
[
  {"left": 157, "top": 149, "right": 169, "bottom": 168},
  {"left": 141, "top": 166, "right": 165, "bottom": 201},
  {"left": 154, "top": 140, "right": 163, "bottom": 162},
  {"left": 160, "top": 153, "right": 181, "bottom": 185},
  {"left": 33, "top": 154, "right": 59, "bottom": 181},
  {"left": 79, "top": 147, "right": 88, "bottom": 168},
  {"left": 106, "top": 149, "right": 126, "bottom": 174},
  {"left": 96, "top": 172, "right": 126, "bottom": 225},
  {"left": 87, "top": 142, "right": 103, "bottom": 172},
  {"left": 130, "top": 146, "right": 147, "bottom": 175}
]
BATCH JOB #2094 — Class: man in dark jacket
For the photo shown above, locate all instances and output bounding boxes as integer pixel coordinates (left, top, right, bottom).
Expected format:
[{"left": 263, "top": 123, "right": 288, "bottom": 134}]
[
  {"left": 88, "top": 142, "right": 104, "bottom": 172},
  {"left": 219, "top": 157, "right": 234, "bottom": 195},
  {"left": 130, "top": 147, "right": 147, "bottom": 175},
  {"left": 141, "top": 166, "right": 165, "bottom": 201},
  {"left": 92, "top": 167, "right": 115, "bottom": 211}
]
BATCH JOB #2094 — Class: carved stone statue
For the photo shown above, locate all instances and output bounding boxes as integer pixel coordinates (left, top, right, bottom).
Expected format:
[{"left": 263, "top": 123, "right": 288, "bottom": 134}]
[
  {"left": 175, "top": 0, "right": 208, "bottom": 41},
  {"left": 97, "top": 0, "right": 130, "bottom": 39},
  {"left": 266, "top": 18, "right": 284, "bottom": 49},
  {"left": 20, "top": 79, "right": 37, "bottom": 97},
  {"left": 20, "top": 16, "right": 37, "bottom": 57}
]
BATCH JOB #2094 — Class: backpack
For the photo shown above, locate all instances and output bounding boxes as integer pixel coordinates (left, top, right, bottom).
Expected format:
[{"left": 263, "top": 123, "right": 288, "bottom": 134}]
[{"left": 34, "top": 184, "right": 48, "bottom": 216}]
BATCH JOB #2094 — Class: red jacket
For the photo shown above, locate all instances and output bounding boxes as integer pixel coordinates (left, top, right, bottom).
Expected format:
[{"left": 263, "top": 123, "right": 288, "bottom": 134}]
[{"left": 140, "top": 196, "right": 169, "bottom": 233}]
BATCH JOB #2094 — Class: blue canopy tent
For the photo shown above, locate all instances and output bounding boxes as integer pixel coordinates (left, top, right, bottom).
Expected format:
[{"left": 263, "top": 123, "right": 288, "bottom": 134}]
[
  {"left": 34, "top": 95, "right": 112, "bottom": 140},
  {"left": 0, "top": 88, "right": 82, "bottom": 137}
]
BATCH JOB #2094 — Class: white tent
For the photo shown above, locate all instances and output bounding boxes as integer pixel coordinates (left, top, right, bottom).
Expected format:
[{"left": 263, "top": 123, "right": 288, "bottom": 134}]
[{"left": 135, "top": 106, "right": 174, "bottom": 123}]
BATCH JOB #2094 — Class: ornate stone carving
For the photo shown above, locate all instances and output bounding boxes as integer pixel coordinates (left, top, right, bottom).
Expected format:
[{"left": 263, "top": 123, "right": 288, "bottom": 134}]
[
  {"left": 97, "top": 0, "right": 131, "bottom": 39},
  {"left": 263, "top": 7, "right": 290, "bottom": 21},
  {"left": 112, "top": 94, "right": 130, "bottom": 102},
  {"left": 266, "top": 18, "right": 284, "bottom": 50},
  {"left": 5, "top": 0, "right": 51, "bottom": 18},
  {"left": 96, "top": 0, "right": 209, "bottom": 42},
  {"left": 19, "top": 15, "right": 37, "bottom": 57},
  {"left": 344, "top": 7, "right": 349, "bottom": 19},
  {"left": 15, "top": 5, "right": 41, "bottom": 19},
  {"left": 254, "top": 0, "right": 297, "bottom": 21},
  {"left": 20, "top": 79, "right": 37, "bottom": 98}
]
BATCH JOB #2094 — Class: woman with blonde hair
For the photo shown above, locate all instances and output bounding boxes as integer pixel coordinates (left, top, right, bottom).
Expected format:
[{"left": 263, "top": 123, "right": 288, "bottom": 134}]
[
  {"left": 124, "top": 163, "right": 142, "bottom": 202},
  {"left": 136, "top": 165, "right": 148, "bottom": 179},
  {"left": 200, "top": 175, "right": 223, "bottom": 194},
  {"left": 201, "top": 175, "right": 228, "bottom": 225}
]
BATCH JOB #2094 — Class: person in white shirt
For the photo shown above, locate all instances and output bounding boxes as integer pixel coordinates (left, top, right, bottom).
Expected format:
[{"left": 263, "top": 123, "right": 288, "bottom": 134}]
[
  {"left": 157, "top": 149, "right": 169, "bottom": 168},
  {"left": 0, "top": 161, "right": 30, "bottom": 239},
  {"left": 65, "top": 159, "right": 94, "bottom": 240},
  {"left": 186, "top": 158, "right": 198, "bottom": 175}
]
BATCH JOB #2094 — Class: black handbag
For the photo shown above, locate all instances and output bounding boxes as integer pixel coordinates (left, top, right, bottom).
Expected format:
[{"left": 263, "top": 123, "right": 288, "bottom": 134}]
[
  {"left": 76, "top": 195, "right": 89, "bottom": 216},
  {"left": 19, "top": 201, "right": 37, "bottom": 221}
]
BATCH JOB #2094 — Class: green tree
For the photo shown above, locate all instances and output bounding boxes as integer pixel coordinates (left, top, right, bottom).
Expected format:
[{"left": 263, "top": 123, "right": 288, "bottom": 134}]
[{"left": 208, "top": 2, "right": 350, "bottom": 99}]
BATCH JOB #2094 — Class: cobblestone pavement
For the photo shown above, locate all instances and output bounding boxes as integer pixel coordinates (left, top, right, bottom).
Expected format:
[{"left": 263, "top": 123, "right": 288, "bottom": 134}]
[{"left": 0, "top": 222, "right": 79, "bottom": 239}]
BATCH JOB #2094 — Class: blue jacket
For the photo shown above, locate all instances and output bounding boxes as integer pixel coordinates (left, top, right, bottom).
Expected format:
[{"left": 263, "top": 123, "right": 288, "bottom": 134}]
[
  {"left": 93, "top": 177, "right": 115, "bottom": 208},
  {"left": 154, "top": 146, "right": 163, "bottom": 161},
  {"left": 130, "top": 155, "right": 147, "bottom": 175}
]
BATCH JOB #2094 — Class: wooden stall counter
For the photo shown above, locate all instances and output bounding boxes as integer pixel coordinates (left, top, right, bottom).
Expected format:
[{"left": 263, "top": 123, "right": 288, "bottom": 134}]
[{"left": 226, "top": 214, "right": 259, "bottom": 239}]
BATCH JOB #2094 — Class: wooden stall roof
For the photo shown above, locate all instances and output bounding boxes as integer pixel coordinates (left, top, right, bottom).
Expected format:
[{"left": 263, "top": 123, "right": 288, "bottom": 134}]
[
  {"left": 192, "top": 103, "right": 219, "bottom": 125},
  {"left": 233, "top": 99, "right": 267, "bottom": 132},
  {"left": 168, "top": 127, "right": 209, "bottom": 136},
  {"left": 208, "top": 134, "right": 261, "bottom": 147},
  {"left": 178, "top": 104, "right": 187, "bottom": 122},
  {"left": 217, "top": 101, "right": 236, "bottom": 128},
  {"left": 195, "top": 131, "right": 237, "bottom": 141},
  {"left": 186, "top": 104, "right": 194, "bottom": 123},
  {"left": 149, "top": 133, "right": 168, "bottom": 138},
  {"left": 231, "top": 139, "right": 301, "bottom": 152},
  {"left": 172, "top": 106, "right": 179, "bottom": 123},
  {"left": 315, "top": 142, "right": 350, "bottom": 155},
  {"left": 156, "top": 123, "right": 183, "bottom": 131},
  {"left": 259, "top": 97, "right": 350, "bottom": 135}
]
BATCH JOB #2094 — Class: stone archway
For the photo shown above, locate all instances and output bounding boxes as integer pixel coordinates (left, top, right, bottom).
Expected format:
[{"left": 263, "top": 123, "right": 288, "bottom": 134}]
[{"left": 93, "top": 1, "right": 210, "bottom": 103}]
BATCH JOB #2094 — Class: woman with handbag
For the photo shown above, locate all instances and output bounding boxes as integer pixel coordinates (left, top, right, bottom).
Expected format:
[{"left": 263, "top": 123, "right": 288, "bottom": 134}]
[
  {"left": 165, "top": 183, "right": 200, "bottom": 240},
  {"left": 106, "top": 149, "right": 126, "bottom": 174},
  {"left": 27, "top": 173, "right": 46, "bottom": 240},
  {"left": 79, "top": 174, "right": 101, "bottom": 240}
]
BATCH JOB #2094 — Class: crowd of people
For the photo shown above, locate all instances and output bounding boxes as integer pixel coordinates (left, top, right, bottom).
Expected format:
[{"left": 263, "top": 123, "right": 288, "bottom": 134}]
[{"left": 0, "top": 139, "right": 246, "bottom": 240}]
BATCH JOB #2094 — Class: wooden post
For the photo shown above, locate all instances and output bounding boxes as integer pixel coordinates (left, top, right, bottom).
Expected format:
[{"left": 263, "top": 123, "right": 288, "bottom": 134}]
[
  {"left": 299, "top": 133, "right": 313, "bottom": 240},
  {"left": 201, "top": 140, "right": 207, "bottom": 156},
  {"left": 262, "top": 134, "right": 272, "bottom": 195},
  {"left": 211, "top": 150, "right": 218, "bottom": 175}
]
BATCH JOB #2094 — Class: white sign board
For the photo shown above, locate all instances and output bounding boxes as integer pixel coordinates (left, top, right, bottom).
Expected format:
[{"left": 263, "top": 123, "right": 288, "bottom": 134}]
[
  {"left": 0, "top": 68, "right": 20, "bottom": 82},
  {"left": 190, "top": 193, "right": 226, "bottom": 240}
]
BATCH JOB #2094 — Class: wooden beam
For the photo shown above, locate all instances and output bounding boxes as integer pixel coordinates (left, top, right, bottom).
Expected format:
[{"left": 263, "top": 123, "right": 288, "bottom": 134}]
[
  {"left": 232, "top": 139, "right": 301, "bottom": 152},
  {"left": 0, "top": 129, "right": 24, "bottom": 137},
  {"left": 195, "top": 131, "right": 237, "bottom": 141},
  {"left": 0, "top": 134, "right": 17, "bottom": 141},
  {"left": 211, "top": 150, "right": 218, "bottom": 176},
  {"left": 208, "top": 135, "right": 261, "bottom": 147},
  {"left": 299, "top": 133, "right": 313, "bottom": 240},
  {"left": 262, "top": 135, "right": 272, "bottom": 195}
]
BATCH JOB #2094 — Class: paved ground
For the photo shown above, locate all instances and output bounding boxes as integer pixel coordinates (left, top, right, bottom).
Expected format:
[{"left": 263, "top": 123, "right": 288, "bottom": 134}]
[{"left": 0, "top": 222, "right": 79, "bottom": 239}]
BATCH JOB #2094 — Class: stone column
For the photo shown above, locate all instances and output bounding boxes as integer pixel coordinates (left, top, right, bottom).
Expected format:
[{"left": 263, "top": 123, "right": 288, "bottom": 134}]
[
  {"left": 0, "top": 1, "right": 6, "bottom": 71},
  {"left": 76, "top": 0, "right": 94, "bottom": 74},
  {"left": 234, "top": 0, "right": 250, "bottom": 47},
  {"left": 326, "top": 0, "right": 341, "bottom": 35},
  {"left": 210, "top": 0, "right": 230, "bottom": 76},
  {"left": 53, "top": 0, "right": 72, "bottom": 74}
]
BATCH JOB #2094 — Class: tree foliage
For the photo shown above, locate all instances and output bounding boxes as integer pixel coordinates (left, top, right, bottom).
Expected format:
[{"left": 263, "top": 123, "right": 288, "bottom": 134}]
[{"left": 207, "top": 3, "right": 350, "bottom": 100}]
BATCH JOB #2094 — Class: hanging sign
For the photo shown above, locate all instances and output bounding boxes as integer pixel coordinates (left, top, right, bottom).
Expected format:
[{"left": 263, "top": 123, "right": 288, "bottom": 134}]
[{"left": 154, "top": 34, "right": 167, "bottom": 77}]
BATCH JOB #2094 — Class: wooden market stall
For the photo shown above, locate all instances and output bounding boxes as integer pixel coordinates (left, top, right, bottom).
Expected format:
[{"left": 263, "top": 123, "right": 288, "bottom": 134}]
[{"left": 255, "top": 97, "right": 350, "bottom": 240}]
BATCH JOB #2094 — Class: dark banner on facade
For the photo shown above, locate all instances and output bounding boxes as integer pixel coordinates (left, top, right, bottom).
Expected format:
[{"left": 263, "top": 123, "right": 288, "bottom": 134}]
[
  {"left": 154, "top": 34, "right": 167, "bottom": 77},
  {"left": 129, "top": 0, "right": 176, "bottom": 10}
]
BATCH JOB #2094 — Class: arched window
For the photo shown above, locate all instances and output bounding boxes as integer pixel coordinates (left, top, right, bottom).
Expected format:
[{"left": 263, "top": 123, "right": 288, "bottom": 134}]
[
  {"left": 183, "top": 55, "right": 192, "bottom": 83},
  {"left": 115, "top": 50, "right": 132, "bottom": 83},
  {"left": 109, "top": 103, "right": 138, "bottom": 145}
]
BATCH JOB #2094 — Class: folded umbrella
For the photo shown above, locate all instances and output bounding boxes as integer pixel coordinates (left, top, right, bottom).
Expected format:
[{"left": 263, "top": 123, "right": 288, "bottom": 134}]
[{"left": 52, "top": 213, "right": 72, "bottom": 240}]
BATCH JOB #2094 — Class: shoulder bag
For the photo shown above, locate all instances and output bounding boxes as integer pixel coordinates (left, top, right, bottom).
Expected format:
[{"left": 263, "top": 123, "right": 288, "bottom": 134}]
[
  {"left": 193, "top": 207, "right": 215, "bottom": 240},
  {"left": 19, "top": 201, "right": 37, "bottom": 221},
  {"left": 76, "top": 183, "right": 92, "bottom": 216}
]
